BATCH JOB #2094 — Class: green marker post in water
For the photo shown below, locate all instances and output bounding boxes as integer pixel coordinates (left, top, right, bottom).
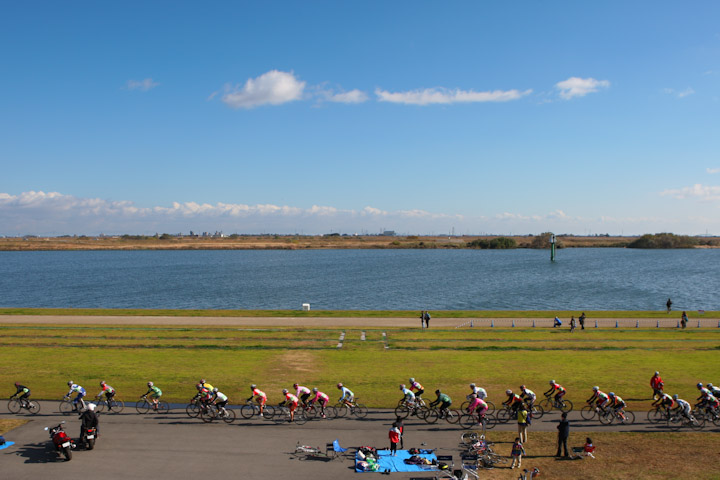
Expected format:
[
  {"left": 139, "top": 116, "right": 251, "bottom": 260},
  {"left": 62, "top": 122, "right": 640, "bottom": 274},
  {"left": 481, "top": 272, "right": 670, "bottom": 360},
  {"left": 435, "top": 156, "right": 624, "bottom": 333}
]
[{"left": 550, "top": 234, "right": 556, "bottom": 262}]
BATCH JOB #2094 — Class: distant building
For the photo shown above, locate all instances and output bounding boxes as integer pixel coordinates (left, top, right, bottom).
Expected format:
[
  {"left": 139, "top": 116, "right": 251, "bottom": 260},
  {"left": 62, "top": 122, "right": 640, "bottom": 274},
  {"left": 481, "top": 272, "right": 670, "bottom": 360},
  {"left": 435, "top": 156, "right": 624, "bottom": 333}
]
[{"left": 381, "top": 231, "right": 396, "bottom": 236}]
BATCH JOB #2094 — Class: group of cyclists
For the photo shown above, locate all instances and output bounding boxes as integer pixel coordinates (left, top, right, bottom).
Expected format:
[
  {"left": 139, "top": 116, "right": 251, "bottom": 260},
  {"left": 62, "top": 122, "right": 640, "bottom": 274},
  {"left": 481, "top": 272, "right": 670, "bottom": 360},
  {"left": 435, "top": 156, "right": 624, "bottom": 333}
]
[
  {"left": 649, "top": 371, "right": 720, "bottom": 423},
  {"left": 245, "top": 383, "right": 351, "bottom": 422}
]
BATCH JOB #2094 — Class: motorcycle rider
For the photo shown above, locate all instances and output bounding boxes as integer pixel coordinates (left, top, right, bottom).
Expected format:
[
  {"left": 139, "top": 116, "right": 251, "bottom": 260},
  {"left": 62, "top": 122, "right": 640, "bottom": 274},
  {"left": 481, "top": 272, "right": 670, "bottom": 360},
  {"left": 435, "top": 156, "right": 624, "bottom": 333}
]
[{"left": 79, "top": 402, "right": 99, "bottom": 444}]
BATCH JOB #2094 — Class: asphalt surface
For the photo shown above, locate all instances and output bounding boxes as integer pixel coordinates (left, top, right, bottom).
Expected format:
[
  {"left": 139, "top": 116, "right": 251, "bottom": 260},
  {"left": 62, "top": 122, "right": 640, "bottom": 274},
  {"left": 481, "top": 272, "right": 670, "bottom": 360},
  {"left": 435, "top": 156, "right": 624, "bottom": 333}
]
[{"left": 3, "top": 403, "right": 714, "bottom": 479}]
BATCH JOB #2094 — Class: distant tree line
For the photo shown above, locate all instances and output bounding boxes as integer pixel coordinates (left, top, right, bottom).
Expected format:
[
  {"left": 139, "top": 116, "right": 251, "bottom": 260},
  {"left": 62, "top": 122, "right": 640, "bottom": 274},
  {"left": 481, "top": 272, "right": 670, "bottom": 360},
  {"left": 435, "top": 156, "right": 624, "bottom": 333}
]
[{"left": 626, "top": 233, "right": 698, "bottom": 249}]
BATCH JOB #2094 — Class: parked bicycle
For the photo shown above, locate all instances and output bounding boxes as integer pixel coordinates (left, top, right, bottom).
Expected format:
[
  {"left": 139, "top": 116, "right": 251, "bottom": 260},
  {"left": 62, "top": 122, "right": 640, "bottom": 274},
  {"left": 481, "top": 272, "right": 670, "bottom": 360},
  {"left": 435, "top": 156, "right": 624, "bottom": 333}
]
[
  {"left": 94, "top": 397, "right": 124, "bottom": 414},
  {"left": 538, "top": 393, "right": 573, "bottom": 413},
  {"left": 7, "top": 397, "right": 41, "bottom": 415},
  {"left": 136, "top": 395, "right": 169, "bottom": 414}
]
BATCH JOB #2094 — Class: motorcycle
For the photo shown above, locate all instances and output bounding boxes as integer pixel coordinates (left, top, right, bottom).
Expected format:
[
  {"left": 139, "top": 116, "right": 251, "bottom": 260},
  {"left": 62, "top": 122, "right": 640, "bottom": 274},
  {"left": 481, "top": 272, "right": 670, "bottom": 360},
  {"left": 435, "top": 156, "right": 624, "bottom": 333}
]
[
  {"left": 44, "top": 421, "right": 76, "bottom": 461},
  {"left": 81, "top": 426, "right": 97, "bottom": 450}
]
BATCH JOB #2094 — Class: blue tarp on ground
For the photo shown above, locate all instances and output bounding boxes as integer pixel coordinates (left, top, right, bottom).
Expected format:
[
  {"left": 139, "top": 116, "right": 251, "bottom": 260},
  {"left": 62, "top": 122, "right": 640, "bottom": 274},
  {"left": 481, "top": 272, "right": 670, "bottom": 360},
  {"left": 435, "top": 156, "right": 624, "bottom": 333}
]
[
  {"left": 0, "top": 441, "right": 15, "bottom": 450},
  {"left": 356, "top": 449, "right": 437, "bottom": 473}
]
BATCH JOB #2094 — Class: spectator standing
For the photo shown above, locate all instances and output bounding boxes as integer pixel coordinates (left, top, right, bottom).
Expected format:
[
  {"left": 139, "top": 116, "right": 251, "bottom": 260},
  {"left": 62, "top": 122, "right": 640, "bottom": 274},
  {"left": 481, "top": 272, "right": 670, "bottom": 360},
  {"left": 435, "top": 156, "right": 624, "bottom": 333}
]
[
  {"left": 419, "top": 311, "right": 425, "bottom": 329},
  {"left": 517, "top": 404, "right": 529, "bottom": 443},
  {"left": 650, "top": 371, "right": 663, "bottom": 400},
  {"left": 570, "top": 317, "right": 576, "bottom": 333},
  {"left": 510, "top": 437, "right": 525, "bottom": 469},
  {"left": 389, "top": 424, "right": 400, "bottom": 456},
  {"left": 579, "top": 312, "right": 586, "bottom": 330},
  {"left": 423, "top": 311, "right": 431, "bottom": 329},
  {"left": 666, "top": 298, "right": 673, "bottom": 313},
  {"left": 681, "top": 311, "right": 688, "bottom": 329},
  {"left": 556, "top": 412, "right": 569, "bottom": 457},
  {"left": 392, "top": 416, "right": 404, "bottom": 449}
]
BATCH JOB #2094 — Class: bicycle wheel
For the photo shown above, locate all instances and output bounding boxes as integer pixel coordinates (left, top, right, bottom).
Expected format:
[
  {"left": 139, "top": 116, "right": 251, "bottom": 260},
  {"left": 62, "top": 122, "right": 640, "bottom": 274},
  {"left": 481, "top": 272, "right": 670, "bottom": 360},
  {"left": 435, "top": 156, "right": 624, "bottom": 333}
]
[
  {"left": 647, "top": 408, "right": 665, "bottom": 423},
  {"left": 273, "top": 408, "right": 289, "bottom": 424},
  {"left": 334, "top": 403, "right": 349, "bottom": 418},
  {"left": 415, "top": 406, "right": 430, "bottom": 420},
  {"left": 485, "top": 400, "right": 496, "bottom": 415},
  {"left": 459, "top": 401, "right": 470, "bottom": 411},
  {"left": 94, "top": 400, "right": 106, "bottom": 413},
  {"left": 304, "top": 405, "right": 318, "bottom": 420},
  {"left": 240, "top": 404, "right": 256, "bottom": 419},
  {"left": 461, "top": 431, "right": 479, "bottom": 444},
  {"left": 580, "top": 405, "right": 596, "bottom": 420},
  {"left": 353, "top": 403, "right": 369, "bottom": 419},
  {"left": 222, "top": 408, "right": 236, "bottom": 424},
  {"left": 690, "top": 415, "right": 706, "bottom": 431},
  {"left": 110, "top": 399, "right": 125, "bottom": 413},
  {"left": 136, "top": 400, "right": 150, "bottom": 414},
  {"left": 7, "top": 399, "right": 21, "bottom": 414},
  {"left": 263, "top": 405, "right": 275, "bottom": 419},
  {"left": 394, "top": 404, "right": 411, "bottom": 419},
  {"left": 530, "top": 404, "right": 544, "bottom": 420},
  {"left": 157, "top": 401, "right": 170, "bottom": 414},
  {"left": 619, "top": 411, "right": 635, "bottom": 425},
  {"left": 201, "top": 406, "right": 217, "bottom": 423},
  {"left": 186, "top": 402, "right": 200, "bottom": 418},
  {"left": 538, "top": 398, "right": 553, "bottom": 413},
  {"left": 482, "top": 413, "right": 497, "bottom": 430},
  {"left": 560, "top": 399, "right": 573, "bottom": 413},
  {"left": 27, "top": 401, "right": 41, "bottom": 415},
  {"left": 459, "top": 414, "right": 477, "bottom": 430},
  {"left": 667, "top": 414, "right": 683, "bottom": 431},
  {"left": 59, "top": 399, "right": 74, "bottom": 415},
  {"left": 294, "top": 409, "right": 308, "bottom": 425},
  {"left": 496, "top": 408, "right": 511, "bottom": 424},
  {"left": 423, "top": 409, "right": 439, "bottom": 424},
  {"left": 445, "top": 409, "right": 461, "bottom": 424},
  {"left": 598, "top": 411, "right": 614, "bottom": 425}
]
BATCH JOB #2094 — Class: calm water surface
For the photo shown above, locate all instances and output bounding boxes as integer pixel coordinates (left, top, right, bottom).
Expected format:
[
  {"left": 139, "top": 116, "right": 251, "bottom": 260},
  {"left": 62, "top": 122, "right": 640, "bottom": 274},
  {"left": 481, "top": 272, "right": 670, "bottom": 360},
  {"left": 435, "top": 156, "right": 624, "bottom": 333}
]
[{"left": 0, "top": 249, "right": 718, "bottom": 310}]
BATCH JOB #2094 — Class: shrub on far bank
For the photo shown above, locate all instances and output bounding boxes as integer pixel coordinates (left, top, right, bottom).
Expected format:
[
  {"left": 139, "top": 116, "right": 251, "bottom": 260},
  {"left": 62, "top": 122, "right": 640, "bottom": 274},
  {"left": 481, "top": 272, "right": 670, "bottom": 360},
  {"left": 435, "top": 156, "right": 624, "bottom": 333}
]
[
  {"left": 466, "top": 237, "right": 517, "bottom": 249},
  {"left": 627, "top": 233, "right": 698, "bottom": 249},
  {"left": 529, "top": 232, "right": 563, "bottom": 249}
]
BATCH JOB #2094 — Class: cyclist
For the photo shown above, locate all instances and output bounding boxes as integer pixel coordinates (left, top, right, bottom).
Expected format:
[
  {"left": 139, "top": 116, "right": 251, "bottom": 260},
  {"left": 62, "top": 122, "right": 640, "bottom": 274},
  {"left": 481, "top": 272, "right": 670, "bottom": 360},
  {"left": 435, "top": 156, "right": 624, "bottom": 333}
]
[
  {"left": 199, "top": 378, "right": 214, "bottom": 393},
  {"left": 696, "top": 382, "right": 710, "bottom": 401},
  {"left": 10, "top": 382, "right": 31, "bottom": 409},
  {"left": 96, "top": 381, "right": 117, "bottom": 410},
  {"left": 503, "top": 389, "right": 524, "bottom": 414},
  {"left": 194, "top": 383, "right": 212, "bottom": 408},
  {"left": 144, "top": 382, "right": 163, "bottom": 410},
  {"left": 409, "top": 378, "right": 425, "bottom": 399},
  {"left": 520, "top": 385, "right": 536, "bottom": 408},
  {"left": 466, "top": 393, "right": 489, "bottom": 419},
  {"left": 586, "top": 386, "right": 610, "bottom": 413},
  {"left": 650, "top": 372, "right": 663, "bottom": 400},
  {"left": 429, "top": 389, "right": 452, "bottom": 418},
  {"left": 308, "top": 387, "right": 330, "bottom": 418},
  {"left": 544, "top": 380, "right": 566, "bottom": 408},
  {"left": 671, "top": 394, "right": 694, "bottom": 422},
  {"left": 280, "top": 388, "right": 298, "bottom": 422},
  {"left": 337, "top": 383, "right": 354, "bottom": 409},
  {"left": 211, "top": 388, "right": 229, "bottom": 416},
  {"left": 607, "top": 392, "right": 627, "bottom": 421},
  {"left": 468, "top": 383, "right": 488, "bottom": 401},
  {"left": 651, "top": 392, "right": 675, "bottom": 416},
  {"left": 293, "top": 383, "right": 311, "bottom": 406},
  {"left": 247, "top": 384, "right": 267, "bottom": 417},
  {"left": 696, "top": 392, "right": 720, "bottom": 419},
  {"left": 65, "top": 381, "right": 87, "bottom": 411},
  {"left": 707, "top": 383, "right": 720, "bottom": 398}
]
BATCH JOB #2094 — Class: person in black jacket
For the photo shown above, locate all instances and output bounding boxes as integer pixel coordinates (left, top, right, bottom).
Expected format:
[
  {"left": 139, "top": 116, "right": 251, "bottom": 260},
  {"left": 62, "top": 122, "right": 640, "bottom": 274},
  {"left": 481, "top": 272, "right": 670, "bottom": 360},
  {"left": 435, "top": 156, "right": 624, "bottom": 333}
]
[
  {"left": 79, "top": 403, "right": 99, "bottom": 439},
  {"left": 556, "top": 412, "right": 569, "bottom": 457}
]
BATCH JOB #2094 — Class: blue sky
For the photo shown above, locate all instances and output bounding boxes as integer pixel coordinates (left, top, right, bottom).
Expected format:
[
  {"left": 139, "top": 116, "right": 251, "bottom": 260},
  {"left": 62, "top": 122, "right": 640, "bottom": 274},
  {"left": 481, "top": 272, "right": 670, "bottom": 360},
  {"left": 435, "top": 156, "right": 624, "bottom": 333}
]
[{"left": 1, "top": 1, "right": 719, "bottom": 236}]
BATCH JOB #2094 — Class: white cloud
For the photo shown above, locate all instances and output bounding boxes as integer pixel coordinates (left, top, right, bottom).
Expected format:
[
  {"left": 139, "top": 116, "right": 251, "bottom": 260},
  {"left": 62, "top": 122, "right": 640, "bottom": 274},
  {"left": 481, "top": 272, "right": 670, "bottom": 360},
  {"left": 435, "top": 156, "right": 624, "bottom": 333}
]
[
  {"left": 126, "top": 78, "right": 159, "bottom": 91},
  {"left": 375, "top": 87, "right": 532, "bottom": 105},
  {"left": 664, "top": 87, "right": 695, "bottom": 98},
  {"left": 708, "top": 168, "right": 720, "bottom": 174},
  {"left": 555, "top": 77, "right": 609, "bottom": 100},
  {"left": 661, "top": 184, "right": 720, "bottom": 201},
  {"left": 220, "top": 70, "right": 305, "bottom": 109},
  {"left": 322, "top": 89, "right": 368, "bottom": 104}
]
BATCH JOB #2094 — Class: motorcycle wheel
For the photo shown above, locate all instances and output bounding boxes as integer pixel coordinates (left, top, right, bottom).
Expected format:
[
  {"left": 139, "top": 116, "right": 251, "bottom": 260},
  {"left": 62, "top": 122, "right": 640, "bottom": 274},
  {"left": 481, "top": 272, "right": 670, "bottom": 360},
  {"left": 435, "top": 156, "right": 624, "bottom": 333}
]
[
  {"left": 86, "top": 438, "right": 95, "bottom": 450},
  {"left": 63, "top": 446, "right": 72, "bottom": 461}
]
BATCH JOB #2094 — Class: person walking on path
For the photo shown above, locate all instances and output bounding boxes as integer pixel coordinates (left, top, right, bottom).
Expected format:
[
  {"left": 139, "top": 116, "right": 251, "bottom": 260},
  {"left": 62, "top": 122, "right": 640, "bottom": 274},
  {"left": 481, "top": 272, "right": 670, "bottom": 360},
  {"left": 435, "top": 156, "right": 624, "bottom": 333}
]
[
  {"left": 556, "top": 412, "right": 569, "bottom": 457},
  {"left": 517, "top": 404, "right": 529, "bottom": 443},
  {"left": 579, "top": 312, "right": 586, "bottom": 330},
  {"left": 570, "top": 317, "right": 576, "bottom": 333},
  {"left": 681, "top": 311, "right": 688, "bottom": 329},
  {"left": 419, "top": 311, "right": 425, "bottom": 329},
  {"left": 510, "top": 437, "right": 526, "bottom": 469},
  {"left": 423, "top": 311, "right": 431, "bottom": 329},
  {"left": 666, "top": 298, "right": 673, "bottom": 313},
  {"left": 389, "top": 424, "right": 401, "bottom": 456}
]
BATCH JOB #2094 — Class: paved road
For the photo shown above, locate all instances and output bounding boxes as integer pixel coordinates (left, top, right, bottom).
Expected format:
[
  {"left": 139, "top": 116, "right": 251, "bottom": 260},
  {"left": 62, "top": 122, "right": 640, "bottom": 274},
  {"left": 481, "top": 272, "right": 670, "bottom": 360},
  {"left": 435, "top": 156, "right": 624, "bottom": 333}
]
[{"left": 3, "top": 404, "right": 713, "bottom": 479}]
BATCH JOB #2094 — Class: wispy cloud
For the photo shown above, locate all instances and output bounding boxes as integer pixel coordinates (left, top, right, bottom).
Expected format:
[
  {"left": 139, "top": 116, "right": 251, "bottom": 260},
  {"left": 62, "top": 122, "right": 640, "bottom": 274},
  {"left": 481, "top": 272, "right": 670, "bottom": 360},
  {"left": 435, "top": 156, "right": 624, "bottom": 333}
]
[
  {"left": 125, "top": 78, "right": 160, "bottom": 92},
  {"left": 375, "top": 87, "right": 532, "bottom": 105},
  {"left": 323, "top": 89, "right": 368, "bottom": 104},
  {"left": 219, "top": 70, "right": 305, "bottom": 109},
  {"left": 663, "top": 87, "right": 695, "bottom": 98},
  {"left": 708, "top": 168, "right": 720, "bottom": 174},
  {"left": 661, "top": 184, "right": 720, "bottom": 201},
  {"left": 555, "top": 77, "right": 610, "bottom": 100}
]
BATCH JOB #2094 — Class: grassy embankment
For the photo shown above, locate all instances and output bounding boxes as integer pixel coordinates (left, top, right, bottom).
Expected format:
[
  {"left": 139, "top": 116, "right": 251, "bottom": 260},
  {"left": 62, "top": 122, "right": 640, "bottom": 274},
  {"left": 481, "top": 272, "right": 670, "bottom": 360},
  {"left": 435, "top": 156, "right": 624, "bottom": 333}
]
[{"left": 1, "top": 324, "right": 718, "bottom": 407}]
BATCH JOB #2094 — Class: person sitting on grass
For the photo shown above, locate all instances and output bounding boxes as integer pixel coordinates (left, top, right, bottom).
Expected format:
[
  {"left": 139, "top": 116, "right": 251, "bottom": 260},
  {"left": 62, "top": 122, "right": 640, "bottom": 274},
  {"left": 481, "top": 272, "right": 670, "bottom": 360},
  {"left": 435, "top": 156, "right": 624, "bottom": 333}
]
[
  {"left": 10, "top": 382, "right": 31, "bottom": 408},
  {"left": 582, "top": 437, "right": 596, "bottom": 458},
  {"left": 144, "top": 381, "right": 162, "bottom": 410},
  {"left": 247, "top": 384, "right": 267, "bottom": 417},
  {"left": 308, "top": 387, "right": 330, "bottom": 418},
  {"left": 429, "top": 389, "right": 452, "bottom": 418},
  {"left": 279, "top": 388, "right": 298, "bottom": 422}
]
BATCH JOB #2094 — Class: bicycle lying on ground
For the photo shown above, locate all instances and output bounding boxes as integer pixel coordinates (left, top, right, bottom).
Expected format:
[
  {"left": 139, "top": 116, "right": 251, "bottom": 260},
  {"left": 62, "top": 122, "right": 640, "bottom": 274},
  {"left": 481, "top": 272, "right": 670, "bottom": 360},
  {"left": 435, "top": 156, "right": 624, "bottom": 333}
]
[{"left": 8, "top": 398, "right": 41, "bottom": 415}]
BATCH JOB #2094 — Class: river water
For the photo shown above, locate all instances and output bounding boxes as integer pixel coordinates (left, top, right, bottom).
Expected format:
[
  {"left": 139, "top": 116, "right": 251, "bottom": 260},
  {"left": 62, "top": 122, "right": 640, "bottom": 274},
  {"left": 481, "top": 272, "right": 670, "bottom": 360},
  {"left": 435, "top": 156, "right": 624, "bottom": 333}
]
[{"left": 0, "top": 249, "right": 717, "bottom": 311}]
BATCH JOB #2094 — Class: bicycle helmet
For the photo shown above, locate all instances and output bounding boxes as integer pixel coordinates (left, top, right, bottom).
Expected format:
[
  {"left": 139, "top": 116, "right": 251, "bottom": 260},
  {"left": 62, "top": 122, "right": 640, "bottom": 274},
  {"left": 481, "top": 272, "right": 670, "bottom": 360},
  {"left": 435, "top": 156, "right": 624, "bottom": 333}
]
[
  {"left": 400, "top": 384, "right": 406, "bottom": 390},
  {"left": 337, "top": 383, "right": 343, "bottom": 388},
  {"left": 196, "top": 383, "right": 203, "bottom": 391},
  {"left": 549, "top": 380, "right": 556, "bottom": 385},
  {"left": 506, "top": 389, "right": 512, "bottom": 395},
  {"left": 409, "top": 377, "right": 415, "bottom": 383},
  {"left": 654, "top": 371, "right": 659, "bottom": 376},
  {"left": 282, "top": 389, "right": 288, "bottom": 394},
  {"left": 251, "top": 384, "right": 257, "bottom": 389},
  {"left": 312, "top": 387, "right": 318, "bottom": 393},
  {"left": 293, "top": 383, "right": 298, "bottom": 388},
  {"left": 68, "top": 381, "right": 73, "bottom": 386},
  {"left": 592, "top": 386, "right": 599, "bottom": 392},
  {"left": 212, "top": 388, "right": 218, "bottom": 393},
  {"left": 14, "top": 381, "right": 20, "bottom": 386},
  {"left": 520, "top": 385, "right": 526, "bottom": 391},
  {"left": 673, "top": 394, "right": 679, "bottom": 400},
  {"left": 148, "top": 381, "right": 153, "bottom": 387},
  {"left": 200, "top": 378, "right": 206, "bottom": 384},
  {"left": 435, "top": 389, "right": 441, "bottom": 394},
  {"left": 469, "top": 383, "right": 476, "bottom": 388},
  {"left": 697, "top": 383, "right": 704, "bottom": 389},
  {"left": 708, "top": 383, "right": 715, "bottom": 389},
  {"left": 608, "top": 392, "right": 615, "bottom": 397}
]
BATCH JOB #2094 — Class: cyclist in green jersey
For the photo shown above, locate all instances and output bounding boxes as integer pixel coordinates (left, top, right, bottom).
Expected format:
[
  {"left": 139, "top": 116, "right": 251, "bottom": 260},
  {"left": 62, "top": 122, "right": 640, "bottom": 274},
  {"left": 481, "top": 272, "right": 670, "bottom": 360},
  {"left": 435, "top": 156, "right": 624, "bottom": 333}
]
[
  {"left": 144, "top": 381, "right": 162, "bottom": 410},
  {"left": 429, "top": 389, "right": 452, "bottom": 417}
]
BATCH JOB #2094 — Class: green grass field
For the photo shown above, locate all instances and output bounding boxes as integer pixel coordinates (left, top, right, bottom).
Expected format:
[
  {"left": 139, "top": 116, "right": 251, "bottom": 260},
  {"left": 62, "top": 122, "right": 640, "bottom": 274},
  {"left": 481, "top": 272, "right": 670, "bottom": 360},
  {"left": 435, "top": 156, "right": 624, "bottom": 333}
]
[{"left": 2, "top": 323, "right": 719, "bottom": 407}]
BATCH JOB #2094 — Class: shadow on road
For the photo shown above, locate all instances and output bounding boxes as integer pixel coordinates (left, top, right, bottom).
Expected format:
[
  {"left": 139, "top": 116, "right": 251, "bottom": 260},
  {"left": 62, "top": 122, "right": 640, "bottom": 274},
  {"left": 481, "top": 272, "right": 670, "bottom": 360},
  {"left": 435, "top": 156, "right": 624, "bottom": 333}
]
[{"left": 13, "top": 441, "right": 60, "bottom": 464}]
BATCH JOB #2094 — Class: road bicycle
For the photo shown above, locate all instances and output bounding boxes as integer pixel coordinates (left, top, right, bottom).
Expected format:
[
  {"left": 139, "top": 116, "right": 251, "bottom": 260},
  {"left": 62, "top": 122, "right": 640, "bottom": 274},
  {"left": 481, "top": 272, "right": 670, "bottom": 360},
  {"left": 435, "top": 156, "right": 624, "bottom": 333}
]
[
  {"left": 239, "top": 400, "right": 275, "bottom": 420},
  {"left": 538, "top": 394, "right": 573, "bottom": 413},
  {"left": 693, "top": 406, "right": 720, "bottom": 427},
  {"left": 667, "top": 412, "right": 704, "bottom": 431},
  {"left": 423, "top": 406, "right": 461, "bottom": 424},
  {"left": 59, "top": 396, "right": 86, "bottom": 415},
  {"left": 136, "top": 395, "right": 169, "bottom": 414},
  {"left": 272, "top": 405, "right": 308, "bottom": 425},
  {"left": 94, "top": 396, "right": 124, "bottom": 413},
  {"left": 394, "top": 399, "right": 429, "bottom": 419},
  {"left": 496, "top": 404, "right": 545, "bottom": 424},
  {"left": 459, "top": 411, "right": 497, "bottom": 430},
  {"left": 580, "top": 402, "right": 605, "bottom": 420},
  {"left": 332, "top": 399, "right": 368, "bottom": 419},
  {"left": 647, "top": 405, "right": 671, "bottom": 423},
  {"left": 200, "top": 404, "right": 236, "bottom": 424},
  {"left": 597, "top": 408, "right": 635, "bottom": 425},
  {"left": 459, "top": 399, "right": 496, "bottom": 415},
  {"left": 7, "top": 398, "right": 41, "bottom": 415}
]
